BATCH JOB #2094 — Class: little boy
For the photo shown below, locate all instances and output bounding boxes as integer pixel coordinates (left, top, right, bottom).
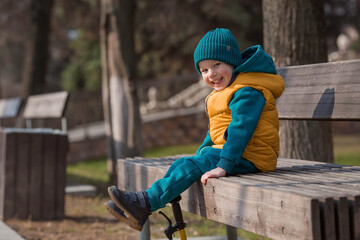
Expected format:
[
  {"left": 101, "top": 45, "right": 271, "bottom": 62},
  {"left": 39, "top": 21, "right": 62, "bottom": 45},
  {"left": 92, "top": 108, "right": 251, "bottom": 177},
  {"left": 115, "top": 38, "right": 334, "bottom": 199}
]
[{"left": 105, "top": 28, "right": 285, "bottom": 231}]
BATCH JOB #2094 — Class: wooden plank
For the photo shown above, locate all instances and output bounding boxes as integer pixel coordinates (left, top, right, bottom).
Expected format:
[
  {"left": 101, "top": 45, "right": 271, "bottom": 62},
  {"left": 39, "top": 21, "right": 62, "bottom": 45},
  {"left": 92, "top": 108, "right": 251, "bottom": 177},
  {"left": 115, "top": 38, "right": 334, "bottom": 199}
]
[
  {"left": 0, "top": 131, "right": 5, "bottom": 219},
  {"left": 0, "top": 98, "right": 22, "bottom": 119},
  {"left": 42, "top": 133, "right": 57, "bottom": 220},
  {"left": 276, "top": 59, "right": 360, "bottom": 120},
  {"left": 117, "top": 157, "right": 322, "bottom": 240},
  {"left": 15, "top": 132, "right": 30, "bottom": 218},
  {"left": 274, "top": 165, "right": 360, "bottom": 191},
  {"left": 238, "top": 160, "right": 360, "bottom": 190},
  {"left": 277, "top": 158, "right": 353, "bottom": 168},
  {"left": 335, "top": 197, "right": 351, "bottom": 240},
  {"left": 257, "top": 170, "right": 360, "bottom": 193},
  {"left": 29, "top": 133, "right": 43, "bottom": 220},
  {"left": 239, "top": 175, "right": 346, "bottom": 198},
  {"left": 55, "top": 134, "right": 68, "bottom": 220},
  {"left": 1, "top": 131, "right": 17, "bottom": 219},
  {"left": 23, "top": 91, "right": 69, "bottom": 119},
  {"left": 349, "top": 195, "right": 360, "bottom": 240},
  {"left": 320, "top": 198, "right": 336, "bottom": 240},
  {"left": 223, "top": 174, "right": 333, "bottom": 200}
]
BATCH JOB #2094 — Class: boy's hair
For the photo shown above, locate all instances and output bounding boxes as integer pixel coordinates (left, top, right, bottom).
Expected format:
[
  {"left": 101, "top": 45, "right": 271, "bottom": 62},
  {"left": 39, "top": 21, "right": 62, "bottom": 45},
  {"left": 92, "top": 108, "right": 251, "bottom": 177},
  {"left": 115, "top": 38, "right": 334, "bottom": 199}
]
[{"left": 194, "top": 28, "right": 242, "bottom": 74}]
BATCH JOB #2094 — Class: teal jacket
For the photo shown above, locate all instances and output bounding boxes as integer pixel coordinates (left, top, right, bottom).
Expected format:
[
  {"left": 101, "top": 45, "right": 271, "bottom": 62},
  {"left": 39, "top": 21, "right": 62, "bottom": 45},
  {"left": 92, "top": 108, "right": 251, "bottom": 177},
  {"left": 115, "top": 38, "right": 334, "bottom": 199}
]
[{"left": 196, "top": 45, "right": 279, "bottom": 173}]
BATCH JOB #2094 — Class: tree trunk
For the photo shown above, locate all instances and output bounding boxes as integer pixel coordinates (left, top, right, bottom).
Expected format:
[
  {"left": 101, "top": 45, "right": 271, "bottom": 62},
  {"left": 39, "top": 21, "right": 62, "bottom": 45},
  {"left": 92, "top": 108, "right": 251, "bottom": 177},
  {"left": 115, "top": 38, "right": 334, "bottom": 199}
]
[
  {"left": 100, "top": 0, "right": 143, "bottom": 183},
  {"left": 22, "top": 0, "right": 54, "bottom": 97},
  {"left": 263, "top": 0, "right": 334, "bottom": 162}
]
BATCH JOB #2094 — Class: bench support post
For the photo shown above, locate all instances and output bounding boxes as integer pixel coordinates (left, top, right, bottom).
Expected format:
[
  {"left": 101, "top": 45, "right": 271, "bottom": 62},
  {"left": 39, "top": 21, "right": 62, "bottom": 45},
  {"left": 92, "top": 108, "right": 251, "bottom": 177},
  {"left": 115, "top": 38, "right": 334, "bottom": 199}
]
[
  {"left": 139, "top": 220, "right": 150, "bottom": 240},
  {"left": 226, "top": 225, "right": 237, "bottom": 240},
  {"left": 25, "top": 119, "right": 32, "bottom": 129},
  {"left": 61, "top": 117, "right": 67, "bottom": 133}
]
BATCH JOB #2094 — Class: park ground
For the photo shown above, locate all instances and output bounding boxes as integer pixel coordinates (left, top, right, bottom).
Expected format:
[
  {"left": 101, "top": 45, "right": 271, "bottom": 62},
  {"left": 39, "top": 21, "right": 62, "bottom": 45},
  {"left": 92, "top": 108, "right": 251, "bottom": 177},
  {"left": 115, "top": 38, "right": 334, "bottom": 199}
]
[{"left": 5, "top": 134, "right": 360, "bottom": 240}]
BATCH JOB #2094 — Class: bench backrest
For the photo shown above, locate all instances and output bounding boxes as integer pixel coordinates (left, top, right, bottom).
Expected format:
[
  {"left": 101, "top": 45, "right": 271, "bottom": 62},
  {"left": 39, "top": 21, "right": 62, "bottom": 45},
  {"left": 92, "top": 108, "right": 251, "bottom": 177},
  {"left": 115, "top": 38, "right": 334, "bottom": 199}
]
[
  {"left": 23, "top": 91, "right": 69, "bottom": 119},
  {"left": 23, "top": 91, "right": 69, "bottom": 131},
  {"left": 276, "top": 59, "right": 360, "bottom": 121},
  {"left": 0, "top": 97, "right": 22, "bottom": 128},
  {"left": 0, "top": 97, "right": 22, "bottom": 119}
]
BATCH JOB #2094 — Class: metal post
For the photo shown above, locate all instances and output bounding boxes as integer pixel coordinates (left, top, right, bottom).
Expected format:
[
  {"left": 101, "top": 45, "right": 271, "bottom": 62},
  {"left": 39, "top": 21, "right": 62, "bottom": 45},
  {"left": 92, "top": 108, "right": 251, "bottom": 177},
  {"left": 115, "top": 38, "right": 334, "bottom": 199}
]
[
  {"left": 226, "top": 225, "right": 237, "bottom": 240},
  {"left": 25, "top": 119, "right": 32, "bottom": 129},
  {"left": 139, "top": 219, "right": 150, "bottom": 240},
  {"left": 61, "top": 117, "right": 67, "bottom": 133}
]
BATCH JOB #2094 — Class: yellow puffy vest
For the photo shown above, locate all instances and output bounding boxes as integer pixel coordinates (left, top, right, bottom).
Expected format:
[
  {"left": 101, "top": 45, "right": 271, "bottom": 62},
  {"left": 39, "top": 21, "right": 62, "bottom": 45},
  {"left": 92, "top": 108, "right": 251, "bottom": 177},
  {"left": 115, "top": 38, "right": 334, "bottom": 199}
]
[{"left": 206, "top": 72, "right": 285, "bottom": 172}]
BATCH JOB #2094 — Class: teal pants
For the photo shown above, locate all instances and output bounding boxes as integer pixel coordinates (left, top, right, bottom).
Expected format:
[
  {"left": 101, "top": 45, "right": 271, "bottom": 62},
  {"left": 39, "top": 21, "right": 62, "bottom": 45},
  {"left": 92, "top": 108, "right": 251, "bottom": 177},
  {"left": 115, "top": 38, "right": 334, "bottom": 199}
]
[{"left": 146, "top": 147, "right": 258, "bottom": 211}]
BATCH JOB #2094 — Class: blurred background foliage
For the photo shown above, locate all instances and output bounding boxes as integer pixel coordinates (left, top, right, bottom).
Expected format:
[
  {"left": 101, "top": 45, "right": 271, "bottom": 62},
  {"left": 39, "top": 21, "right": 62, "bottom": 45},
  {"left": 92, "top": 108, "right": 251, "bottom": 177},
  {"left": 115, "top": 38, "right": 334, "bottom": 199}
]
[{"left": 0, "top": 0, "right": 359, "bottom": 94}]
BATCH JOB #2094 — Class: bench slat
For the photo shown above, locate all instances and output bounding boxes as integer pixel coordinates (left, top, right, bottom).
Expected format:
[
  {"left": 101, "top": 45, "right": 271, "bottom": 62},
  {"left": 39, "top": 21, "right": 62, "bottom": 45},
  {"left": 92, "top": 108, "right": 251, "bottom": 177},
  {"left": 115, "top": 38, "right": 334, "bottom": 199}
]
[
  {"left": 277, "top": 59, "right": 360, "bottom": 120},
  {"left": 0, "top": 132, "right": 16, "bottom": 219},
  {"left": 43, "top": 134, "right": 57, "bottom": 220},
  {"left": 55, "top": 135, "right": 68, "bottom": 219},
  {"left": 29, "top": 134, "right": 43, "bottom": 220},
  {"left": 321, "top": 198, "right": 337, "bottom": 240},
  {"left": 16, "top": 133, "right": 31, "bottom": 218},
  {"left": 351, "top": 196, "right": 360, "bottom": 239}
]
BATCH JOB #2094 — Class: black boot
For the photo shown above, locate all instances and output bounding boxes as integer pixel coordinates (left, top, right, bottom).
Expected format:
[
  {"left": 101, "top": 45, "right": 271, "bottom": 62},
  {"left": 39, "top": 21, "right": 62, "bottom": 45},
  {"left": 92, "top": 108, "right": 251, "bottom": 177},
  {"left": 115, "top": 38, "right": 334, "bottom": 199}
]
[
  {"left": 105, "top": 200, "right": 141, "bottom": 231},
  {"left": 108, "top": 186, "right": 151, "bottom": 231}
]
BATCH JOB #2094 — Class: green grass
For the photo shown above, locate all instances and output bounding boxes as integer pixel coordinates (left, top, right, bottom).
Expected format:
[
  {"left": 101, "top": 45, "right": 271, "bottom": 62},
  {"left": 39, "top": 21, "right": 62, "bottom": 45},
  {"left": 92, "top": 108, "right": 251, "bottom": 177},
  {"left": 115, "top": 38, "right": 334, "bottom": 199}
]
[
  {"left": 66, "top": 144, "right": 199, "bottom": 186},
  {"left": 144, "top": 144, "right": 199, "bottom": 157},
  {"left": 333, "top": 135, "right": 360, "bottom": 166},
  {"left": 67, "top": 157, "right": 109, "bottom": 185}
]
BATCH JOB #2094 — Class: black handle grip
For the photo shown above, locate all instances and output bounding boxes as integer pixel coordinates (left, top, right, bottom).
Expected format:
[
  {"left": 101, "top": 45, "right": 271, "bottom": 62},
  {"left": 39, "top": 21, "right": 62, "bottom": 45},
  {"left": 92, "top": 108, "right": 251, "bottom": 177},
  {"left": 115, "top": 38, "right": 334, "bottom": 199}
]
[
  {"left": 159, "top": 195, "right": 187, "bottom": 240},
  {"left": 170, "top": 195, "right": 186, "bottom": 230}
]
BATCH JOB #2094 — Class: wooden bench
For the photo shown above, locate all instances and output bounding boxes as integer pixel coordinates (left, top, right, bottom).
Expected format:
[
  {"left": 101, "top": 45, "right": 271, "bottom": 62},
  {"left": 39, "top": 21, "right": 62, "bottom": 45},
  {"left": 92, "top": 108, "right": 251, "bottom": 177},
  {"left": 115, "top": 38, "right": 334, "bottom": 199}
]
[
  {"left": 0, "top": 91, "right": 70, "bottom": 221},
  {"left": 117, "top": 59, "right": 360, "bottom": 240}
]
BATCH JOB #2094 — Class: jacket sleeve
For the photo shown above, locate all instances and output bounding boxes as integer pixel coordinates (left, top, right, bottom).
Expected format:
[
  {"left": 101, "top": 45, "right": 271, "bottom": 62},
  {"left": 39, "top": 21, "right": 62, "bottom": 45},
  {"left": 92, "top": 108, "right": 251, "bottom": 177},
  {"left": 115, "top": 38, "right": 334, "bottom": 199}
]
[
  {"left": 217, "top": 87, "right": 265, "bottom": 173},
  {"left": 196, "top": 131, "right": 213, "bottom": 156}
]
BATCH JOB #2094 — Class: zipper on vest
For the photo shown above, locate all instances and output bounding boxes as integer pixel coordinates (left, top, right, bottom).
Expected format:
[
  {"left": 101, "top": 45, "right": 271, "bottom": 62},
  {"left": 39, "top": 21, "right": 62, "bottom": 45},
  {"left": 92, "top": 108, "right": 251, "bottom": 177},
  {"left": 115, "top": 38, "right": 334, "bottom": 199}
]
[{"left": 205, "top": 93, "right": 214, "bottom": 132}]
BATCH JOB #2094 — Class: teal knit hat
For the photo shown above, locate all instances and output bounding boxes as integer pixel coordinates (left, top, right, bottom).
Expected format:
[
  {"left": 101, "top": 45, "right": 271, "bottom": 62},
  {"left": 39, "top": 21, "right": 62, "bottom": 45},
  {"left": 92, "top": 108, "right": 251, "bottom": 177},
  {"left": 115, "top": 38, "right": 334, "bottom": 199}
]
[{"left": 194, "top": 28, "right": 242, "bottom": 74}]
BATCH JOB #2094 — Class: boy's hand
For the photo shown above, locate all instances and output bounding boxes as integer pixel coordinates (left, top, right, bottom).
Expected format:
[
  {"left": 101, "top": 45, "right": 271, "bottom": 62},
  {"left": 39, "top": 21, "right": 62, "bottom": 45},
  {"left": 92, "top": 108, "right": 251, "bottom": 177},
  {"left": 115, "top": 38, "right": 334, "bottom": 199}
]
[{"left": 201, "top": 167, "right": 227, "bottom": 185}]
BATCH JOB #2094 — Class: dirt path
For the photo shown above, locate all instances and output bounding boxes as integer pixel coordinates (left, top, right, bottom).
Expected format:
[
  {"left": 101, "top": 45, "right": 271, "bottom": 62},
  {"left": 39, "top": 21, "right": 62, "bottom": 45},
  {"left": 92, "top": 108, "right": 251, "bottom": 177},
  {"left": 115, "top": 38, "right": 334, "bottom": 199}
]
[
  {"left": 4, "top": 193, "right": 236, "bottom": 239},
  {"left": 5, "top": 195, "right": 145, "bottom": 240}
]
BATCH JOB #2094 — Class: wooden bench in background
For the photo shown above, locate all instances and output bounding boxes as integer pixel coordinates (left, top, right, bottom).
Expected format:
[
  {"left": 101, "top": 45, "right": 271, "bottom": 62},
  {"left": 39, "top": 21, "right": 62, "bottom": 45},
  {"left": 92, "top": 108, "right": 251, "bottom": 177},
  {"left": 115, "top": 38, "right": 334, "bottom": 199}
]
[
  {"left": 0, "top": 91, "right": 69, "bottom": 221},
  {"left": 117, "top": 59, "right": 360, "bottom": 240}
]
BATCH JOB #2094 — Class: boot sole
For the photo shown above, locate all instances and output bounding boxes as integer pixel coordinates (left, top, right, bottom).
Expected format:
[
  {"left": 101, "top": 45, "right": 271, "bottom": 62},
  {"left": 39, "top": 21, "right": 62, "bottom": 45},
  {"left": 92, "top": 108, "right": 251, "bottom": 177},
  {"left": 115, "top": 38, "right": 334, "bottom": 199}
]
[
  {"left": 104, "top": 201, "right": 140, "bottom": 231},
  {"left": 108, "top": 187, "right": 144, "bottom": 231}
]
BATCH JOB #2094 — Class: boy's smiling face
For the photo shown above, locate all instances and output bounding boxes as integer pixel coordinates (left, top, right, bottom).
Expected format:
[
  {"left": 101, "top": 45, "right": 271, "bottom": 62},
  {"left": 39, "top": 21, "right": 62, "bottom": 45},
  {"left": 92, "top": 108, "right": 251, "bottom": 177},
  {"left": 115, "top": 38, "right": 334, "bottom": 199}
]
[{"left": 199, "top": 60, "right": 234, "bottom": 91}]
